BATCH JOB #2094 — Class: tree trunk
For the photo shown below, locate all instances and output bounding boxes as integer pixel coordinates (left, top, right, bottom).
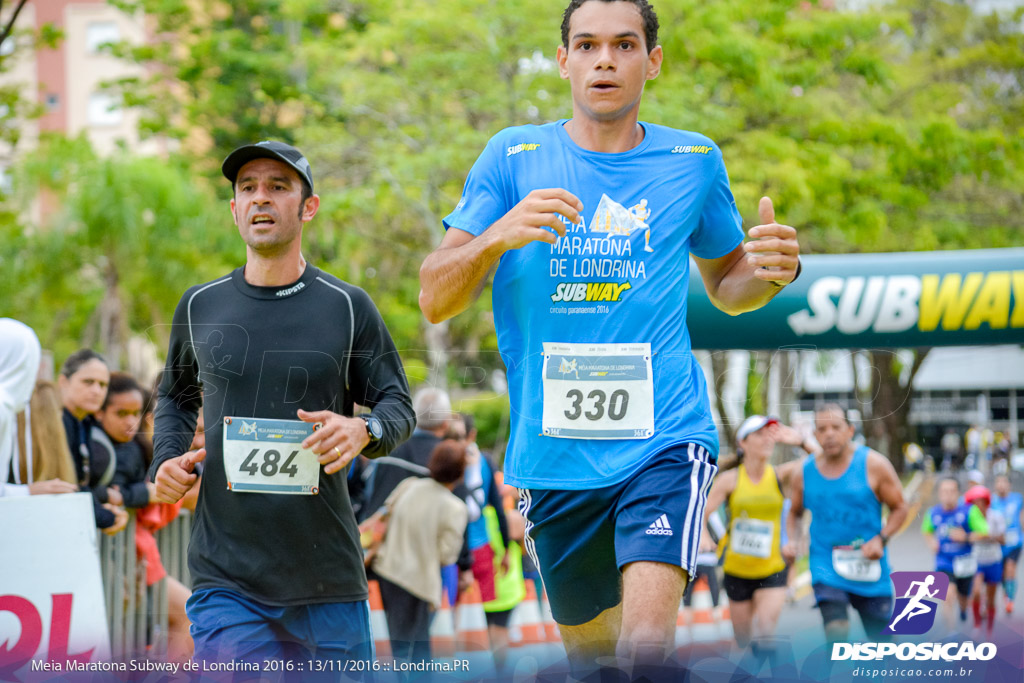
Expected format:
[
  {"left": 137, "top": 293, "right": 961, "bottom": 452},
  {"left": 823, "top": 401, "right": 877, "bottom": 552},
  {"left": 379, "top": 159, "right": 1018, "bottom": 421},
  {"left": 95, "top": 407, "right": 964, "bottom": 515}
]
[
  {"left": 424, "top": 319, "right": 450, "bottom": 390},
  {"left": 709, "top": 351, "right": 735, "bottom": 446},
  {"left": 746, "top": 351, "right": 770, "bottom": 417},
  {"left": 867, "top": 348, "right": 931, "bottom": 473},
  {"left": 775, "top": 349, "right": 799, "bottom": 424},
  {"left": 97, "top": 256, "right": 126, "bottom": 369}
]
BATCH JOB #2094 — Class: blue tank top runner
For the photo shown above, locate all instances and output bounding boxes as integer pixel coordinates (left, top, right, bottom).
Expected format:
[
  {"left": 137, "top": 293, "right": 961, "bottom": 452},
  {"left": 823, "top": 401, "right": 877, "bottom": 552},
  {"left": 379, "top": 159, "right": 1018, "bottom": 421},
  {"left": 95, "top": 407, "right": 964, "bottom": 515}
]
[{"left": 804, "top": 446, "right": 891, "bottom": 596}]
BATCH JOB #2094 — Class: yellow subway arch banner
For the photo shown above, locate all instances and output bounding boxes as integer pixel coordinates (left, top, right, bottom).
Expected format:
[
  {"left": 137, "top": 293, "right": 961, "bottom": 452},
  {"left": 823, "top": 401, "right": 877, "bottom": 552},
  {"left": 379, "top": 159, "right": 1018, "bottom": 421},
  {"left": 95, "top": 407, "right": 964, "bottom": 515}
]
[{"left": 686, "top": 248, "right": 1024, "bottom": 349}]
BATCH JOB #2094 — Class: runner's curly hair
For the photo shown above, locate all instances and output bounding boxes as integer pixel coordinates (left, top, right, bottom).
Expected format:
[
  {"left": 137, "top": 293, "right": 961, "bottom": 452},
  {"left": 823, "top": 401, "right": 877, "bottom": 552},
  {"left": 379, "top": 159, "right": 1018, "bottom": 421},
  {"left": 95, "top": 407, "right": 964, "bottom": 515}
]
[{"left": 561, "top": 0, "right": 660, "bottom": 54}]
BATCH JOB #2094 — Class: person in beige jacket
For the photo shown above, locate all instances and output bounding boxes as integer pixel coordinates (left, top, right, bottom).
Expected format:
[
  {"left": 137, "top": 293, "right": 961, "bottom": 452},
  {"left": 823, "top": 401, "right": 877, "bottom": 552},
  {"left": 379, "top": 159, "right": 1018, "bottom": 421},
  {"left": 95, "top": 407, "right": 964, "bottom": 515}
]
[{"left": 371, "top": 439, "right": 469, "bottom": 664}]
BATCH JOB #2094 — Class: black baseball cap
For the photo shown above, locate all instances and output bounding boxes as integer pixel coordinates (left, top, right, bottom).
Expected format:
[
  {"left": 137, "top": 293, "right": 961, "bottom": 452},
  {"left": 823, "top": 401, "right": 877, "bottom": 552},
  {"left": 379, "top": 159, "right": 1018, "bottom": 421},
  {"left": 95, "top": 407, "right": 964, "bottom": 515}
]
[{"left": 221, "top": 140, "right": 314, "bottom": 192}]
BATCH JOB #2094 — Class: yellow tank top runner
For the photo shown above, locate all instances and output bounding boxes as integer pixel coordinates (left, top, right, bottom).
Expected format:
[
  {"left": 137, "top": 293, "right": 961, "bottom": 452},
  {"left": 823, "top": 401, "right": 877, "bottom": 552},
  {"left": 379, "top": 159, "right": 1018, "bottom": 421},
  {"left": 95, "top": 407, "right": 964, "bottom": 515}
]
[{"left": 722, "top": 463, "right": 786, "bottom": 578}]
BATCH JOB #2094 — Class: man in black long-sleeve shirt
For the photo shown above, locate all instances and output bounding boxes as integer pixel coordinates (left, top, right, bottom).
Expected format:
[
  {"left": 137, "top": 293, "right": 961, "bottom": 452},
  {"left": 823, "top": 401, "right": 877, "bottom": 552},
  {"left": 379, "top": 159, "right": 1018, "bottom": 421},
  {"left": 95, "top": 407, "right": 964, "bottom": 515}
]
[{"left": 149, "top": 140, "right": 415, "bottom": 668}]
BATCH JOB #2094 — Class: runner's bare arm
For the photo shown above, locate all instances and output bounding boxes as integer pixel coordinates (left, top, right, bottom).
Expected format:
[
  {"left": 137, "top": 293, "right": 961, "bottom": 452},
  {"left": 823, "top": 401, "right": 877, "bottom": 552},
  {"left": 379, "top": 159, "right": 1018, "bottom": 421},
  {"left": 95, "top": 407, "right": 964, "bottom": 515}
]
[
  {"left": 863, "top": 451, "right": 908, "bottom": 560},
  {"left": 700, "top": 469, "right": 736, "bottom": 551},
  {"left": 419, "top": 189, "right": 582, "bottom": 323},
  {"left": 772, "top": 423, "right": 817, "bottom": 488},
  {"left": 692, "top": 197, "right": 800, "bottom": 315},
  {"left": 783, "top": 466, "right": 805, "bottom": 561}
]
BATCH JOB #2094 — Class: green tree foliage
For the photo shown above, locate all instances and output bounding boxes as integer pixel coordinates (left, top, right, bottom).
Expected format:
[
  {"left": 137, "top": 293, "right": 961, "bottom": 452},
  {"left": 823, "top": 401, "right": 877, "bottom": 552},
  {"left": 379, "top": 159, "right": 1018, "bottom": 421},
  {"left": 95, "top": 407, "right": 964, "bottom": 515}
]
[
  {"left": 0, "top": 1, "right": 59, "bottom": 156},
  {"left": 2, "top": 135, "right": 230, "bottom": 366},
  {"left": 10, "top": 0, "right": 1021, "bottom": 459}
]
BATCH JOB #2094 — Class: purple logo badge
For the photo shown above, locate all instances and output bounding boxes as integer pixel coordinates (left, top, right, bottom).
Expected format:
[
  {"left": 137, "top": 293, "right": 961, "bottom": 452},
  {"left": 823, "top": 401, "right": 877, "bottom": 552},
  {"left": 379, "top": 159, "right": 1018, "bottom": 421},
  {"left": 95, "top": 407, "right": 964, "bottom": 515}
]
[{"left": 885, "top": 572, "right": 950, "bottom": 635}]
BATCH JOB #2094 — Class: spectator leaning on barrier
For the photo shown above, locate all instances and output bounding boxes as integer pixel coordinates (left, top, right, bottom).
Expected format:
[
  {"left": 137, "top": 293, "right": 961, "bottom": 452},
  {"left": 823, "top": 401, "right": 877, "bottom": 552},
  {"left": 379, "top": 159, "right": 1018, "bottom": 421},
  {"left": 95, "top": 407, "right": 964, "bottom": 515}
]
[
  {"left": 58, "top": 349, "right": 128, "bottom": 534},
  {"left": 150, "top": 140, "right": 415, "bottom": 668},
  {"left": 371, "top": 439, "right": 469, "bottom": 666},
  {"left": 15, "top": 381, "right": 79, "bottom": 493},
  {"left": 92, "top": 373, "right": 154, "bottom": 509},
  {"left": 92, "top": 371, "right": 195, "bottom": 662}
]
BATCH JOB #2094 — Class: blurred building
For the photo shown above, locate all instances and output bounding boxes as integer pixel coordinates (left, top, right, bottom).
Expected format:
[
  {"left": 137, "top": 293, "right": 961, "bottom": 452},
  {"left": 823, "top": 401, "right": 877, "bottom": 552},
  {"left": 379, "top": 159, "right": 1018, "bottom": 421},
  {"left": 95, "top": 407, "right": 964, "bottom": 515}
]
[
  {"left": 797, "top": 346, "right": 1024, "bottom": 455},
  {"left": 0, "top": 0, "right": 162, "bottom": 219}
]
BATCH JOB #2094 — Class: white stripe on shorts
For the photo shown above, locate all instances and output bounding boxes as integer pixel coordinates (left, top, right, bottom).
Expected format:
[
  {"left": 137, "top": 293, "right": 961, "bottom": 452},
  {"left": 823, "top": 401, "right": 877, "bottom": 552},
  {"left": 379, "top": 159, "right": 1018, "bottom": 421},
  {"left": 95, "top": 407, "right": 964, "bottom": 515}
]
[
  {"left": 680, "top": 445, "right": 718, "bottom": 574},
  {"left": 518, "top": 488, "right": 541, "bottom": 571}
]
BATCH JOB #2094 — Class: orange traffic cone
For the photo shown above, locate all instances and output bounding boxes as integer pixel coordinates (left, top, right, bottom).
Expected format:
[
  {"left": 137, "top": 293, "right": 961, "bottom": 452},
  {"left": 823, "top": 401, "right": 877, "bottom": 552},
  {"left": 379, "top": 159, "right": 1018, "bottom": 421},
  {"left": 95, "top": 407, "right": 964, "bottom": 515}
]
[
  {"left": 537, "top": 583, "right": 561, "bottom": 644},
  {"left": 367, "top": 580, "right": 391, "bottom": 658},
  {"left": 510, "top": 579, "right": 545, "bottom": 645},
  {"left": 455, "top": 583, "right": 491, "bottom": 653},
  {"left": 688, "top": 576, "right": 720, "bottom": 642},
  {"left": 454, "top": 583, "right": 496, "bottom": 677},
  {"left": 429, "top": 589, "right": 456, "bottom": 657}
]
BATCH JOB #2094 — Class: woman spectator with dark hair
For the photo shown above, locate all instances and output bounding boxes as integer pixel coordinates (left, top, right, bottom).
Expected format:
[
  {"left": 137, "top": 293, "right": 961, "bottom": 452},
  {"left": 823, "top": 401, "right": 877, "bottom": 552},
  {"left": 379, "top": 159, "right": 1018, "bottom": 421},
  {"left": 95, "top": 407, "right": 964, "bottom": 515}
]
[
  {"left": 370, "top": 439, "right": 469, "bottom": 666},
  {"left": 92, "top": 372, "right": 194, "bottom": 662},
  {"left": 92, "top": 373, "right": 154, "bottom": 508},
  {"left": 58, "top": 349, "right": 127, "bottom": 534}
]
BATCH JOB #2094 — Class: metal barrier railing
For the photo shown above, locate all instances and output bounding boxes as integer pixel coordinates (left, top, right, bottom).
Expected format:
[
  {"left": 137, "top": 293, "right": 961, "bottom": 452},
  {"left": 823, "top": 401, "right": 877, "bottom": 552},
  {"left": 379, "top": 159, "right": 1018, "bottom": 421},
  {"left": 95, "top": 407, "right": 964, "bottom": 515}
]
[{"left": 96, "top": 508, "right": 193, "bottom": 662}]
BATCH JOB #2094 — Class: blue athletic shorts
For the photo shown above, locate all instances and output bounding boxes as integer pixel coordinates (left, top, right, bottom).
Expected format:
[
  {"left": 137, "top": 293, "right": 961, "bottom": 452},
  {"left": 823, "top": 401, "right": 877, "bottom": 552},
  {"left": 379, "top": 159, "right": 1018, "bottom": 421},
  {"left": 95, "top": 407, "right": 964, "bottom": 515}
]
[
  {"left": 978, "top": 562, "right": 1003, "bottom": 584},
  {"left": 813, "top": 583, "right": 892, "bottom": 640},
  {"left": 1005, "top": 545, "right": 1022, "bottom": 563},
  {"left": 188, "top": 588, "right": 373, "bottom": 678},
  {"left": 517, "top": 443, "right": 717, "bottom": 626}
]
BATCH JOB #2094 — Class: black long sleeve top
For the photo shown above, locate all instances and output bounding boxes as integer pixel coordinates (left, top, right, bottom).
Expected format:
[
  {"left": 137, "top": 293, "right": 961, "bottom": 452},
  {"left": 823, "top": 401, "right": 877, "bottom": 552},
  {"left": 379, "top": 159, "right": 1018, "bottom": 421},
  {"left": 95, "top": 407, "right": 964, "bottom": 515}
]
[{"left": 149, "top": 266, "right": 414, "bottom": 605}]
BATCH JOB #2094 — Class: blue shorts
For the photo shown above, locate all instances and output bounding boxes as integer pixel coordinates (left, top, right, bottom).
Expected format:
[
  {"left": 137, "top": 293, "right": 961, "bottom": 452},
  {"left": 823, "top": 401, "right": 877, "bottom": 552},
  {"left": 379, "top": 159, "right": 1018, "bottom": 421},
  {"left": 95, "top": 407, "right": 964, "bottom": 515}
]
[
  {"left": 1004, "top": 545, "right": 1022, "bottom": 563},
  {"left": 188, "top": 588, "right": 373, "bottom": 678},
  {"left": 518, "top": 443, "right": 717, "bottom": 626},
  {"left": 813, "top": 583, "right": 892, "bottom": 640},
  {"left": 978, "top": 562, "right": 1003, "bottom": 584}
]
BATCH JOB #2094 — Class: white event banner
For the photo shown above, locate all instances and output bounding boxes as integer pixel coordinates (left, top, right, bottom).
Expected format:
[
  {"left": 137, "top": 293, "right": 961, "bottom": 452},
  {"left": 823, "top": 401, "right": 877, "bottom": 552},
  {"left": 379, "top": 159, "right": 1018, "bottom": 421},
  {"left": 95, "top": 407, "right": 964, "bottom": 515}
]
[{"left": 0, "top": 493, "right": 111, "bottom": 678}]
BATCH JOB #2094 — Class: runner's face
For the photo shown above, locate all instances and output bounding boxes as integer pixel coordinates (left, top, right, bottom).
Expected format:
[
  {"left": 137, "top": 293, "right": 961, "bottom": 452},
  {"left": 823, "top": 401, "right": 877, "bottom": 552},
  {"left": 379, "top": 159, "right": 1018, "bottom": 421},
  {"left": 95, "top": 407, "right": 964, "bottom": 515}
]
[
  {"left": 557, "top": 1, "right": 662, "bottom": 123},
  {"left": 98, "top": 390, "right": 143, "bottom": 443},
  {"left": 739, "top": 425, "right": 773, "bottom": 461},
  {"left": 60, "top": 359, "right": 110, "bottom": 416},
  {"left": 231, "top": 158, "right": 314, "bottom": 255},
  {"left": 813, "top": 409, "right": 854, "bottom": 457},
  {"left": 938, "top": 480, "right": 959, "bottom": 508},
  {"left": 994, "top": 476, "right": 1009, "bottom": 496}
]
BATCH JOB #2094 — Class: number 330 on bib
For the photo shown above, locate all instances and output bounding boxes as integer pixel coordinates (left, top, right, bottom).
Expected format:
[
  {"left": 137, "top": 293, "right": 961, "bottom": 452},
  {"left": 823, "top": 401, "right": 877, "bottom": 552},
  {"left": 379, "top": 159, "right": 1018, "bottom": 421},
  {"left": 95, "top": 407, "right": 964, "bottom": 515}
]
[{"left": 541, "top": 342, "right": 654, "bottom": 440}]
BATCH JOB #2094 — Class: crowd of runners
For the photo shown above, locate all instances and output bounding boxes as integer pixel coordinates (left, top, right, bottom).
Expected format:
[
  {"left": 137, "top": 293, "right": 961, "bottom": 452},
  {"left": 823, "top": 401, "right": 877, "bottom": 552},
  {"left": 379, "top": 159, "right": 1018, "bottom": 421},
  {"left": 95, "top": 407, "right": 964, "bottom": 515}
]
[{"left": 2, "top": 0, "right": 1022, "bottom": 681}]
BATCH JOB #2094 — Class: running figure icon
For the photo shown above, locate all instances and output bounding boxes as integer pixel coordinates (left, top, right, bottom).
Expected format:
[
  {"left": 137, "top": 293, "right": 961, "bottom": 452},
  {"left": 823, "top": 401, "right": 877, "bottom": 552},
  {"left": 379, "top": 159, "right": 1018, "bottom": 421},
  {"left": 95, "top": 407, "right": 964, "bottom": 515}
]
[{"left": 889, "top": 575, "right": 940, "bottom": 631}]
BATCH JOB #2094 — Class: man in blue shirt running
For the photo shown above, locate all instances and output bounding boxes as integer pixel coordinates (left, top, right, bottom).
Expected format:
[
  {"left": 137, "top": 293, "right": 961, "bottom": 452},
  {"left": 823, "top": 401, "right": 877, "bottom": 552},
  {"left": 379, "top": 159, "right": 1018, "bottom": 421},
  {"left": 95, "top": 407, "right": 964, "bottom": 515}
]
[
  {"left": 785, "top": 404, "right": 908, "bottom": 643},
  {"left": 419, "top": 0, "right": 801, "bottom": 672}
]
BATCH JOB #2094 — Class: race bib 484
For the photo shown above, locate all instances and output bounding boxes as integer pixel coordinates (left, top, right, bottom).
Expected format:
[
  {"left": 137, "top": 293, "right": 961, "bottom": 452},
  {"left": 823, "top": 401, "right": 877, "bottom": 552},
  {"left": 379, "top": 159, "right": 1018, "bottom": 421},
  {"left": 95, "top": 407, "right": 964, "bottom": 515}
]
[{"left": 223, "top": 417, "right": 321, "bottom": 495}]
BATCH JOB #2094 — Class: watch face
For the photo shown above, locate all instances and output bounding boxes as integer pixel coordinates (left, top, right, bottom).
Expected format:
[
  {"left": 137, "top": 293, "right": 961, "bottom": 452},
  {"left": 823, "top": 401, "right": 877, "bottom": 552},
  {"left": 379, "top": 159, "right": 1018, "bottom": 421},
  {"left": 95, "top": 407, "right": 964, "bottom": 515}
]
[{"left": 366, "top": 417, "right": 383, "bottom": 440}]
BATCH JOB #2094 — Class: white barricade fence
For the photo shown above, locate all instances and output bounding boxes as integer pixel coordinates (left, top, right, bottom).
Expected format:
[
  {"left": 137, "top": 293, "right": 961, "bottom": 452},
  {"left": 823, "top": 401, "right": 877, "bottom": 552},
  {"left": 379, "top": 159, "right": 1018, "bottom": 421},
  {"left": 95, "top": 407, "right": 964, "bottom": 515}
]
[{"left": 0, "top": 493, "right": 111, "bottom": 678}]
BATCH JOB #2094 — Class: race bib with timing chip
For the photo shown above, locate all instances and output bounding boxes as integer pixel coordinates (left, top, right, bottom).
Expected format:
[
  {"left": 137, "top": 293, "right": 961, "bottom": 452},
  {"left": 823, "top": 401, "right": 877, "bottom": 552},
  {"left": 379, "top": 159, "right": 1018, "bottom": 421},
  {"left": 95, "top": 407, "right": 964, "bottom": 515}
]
[
  {"left": 541, "top": 342, "right": 654, "bottom": 439},
  {"left": 223, "top": 417, "right": 321, "bottom": 495}
]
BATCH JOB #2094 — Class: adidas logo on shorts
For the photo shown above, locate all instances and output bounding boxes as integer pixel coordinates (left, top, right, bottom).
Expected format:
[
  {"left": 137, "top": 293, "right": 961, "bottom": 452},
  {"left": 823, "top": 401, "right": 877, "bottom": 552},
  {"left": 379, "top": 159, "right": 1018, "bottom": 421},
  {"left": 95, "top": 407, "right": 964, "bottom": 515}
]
[{"left": 646, "top": 514, "right": 673, "bottom": 536}]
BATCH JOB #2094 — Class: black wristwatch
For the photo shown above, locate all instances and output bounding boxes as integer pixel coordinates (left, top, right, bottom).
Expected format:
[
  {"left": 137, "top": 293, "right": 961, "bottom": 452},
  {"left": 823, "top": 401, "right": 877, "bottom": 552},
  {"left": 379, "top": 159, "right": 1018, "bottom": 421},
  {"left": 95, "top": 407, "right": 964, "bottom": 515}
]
[
  {"left": 361, "top": 415, "right": 383, "bottom": 443},
  {"left": 878, "top": 532, "right": 890, "bottom": 547}
]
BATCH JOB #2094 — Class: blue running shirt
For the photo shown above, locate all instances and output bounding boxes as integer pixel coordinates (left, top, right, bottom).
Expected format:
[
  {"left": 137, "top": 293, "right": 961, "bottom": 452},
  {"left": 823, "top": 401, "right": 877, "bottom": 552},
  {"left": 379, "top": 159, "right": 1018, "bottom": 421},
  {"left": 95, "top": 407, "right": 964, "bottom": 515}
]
[
  {"left": 922, "top": 503, "right": 985, "bottom": 572},
  {"left": 803, "top": 446, "right": 891, "bottom": 597},
  {"left": 992, "top": 492, "right": 1023, "bottom": 549},
  {"left": 444, "top": 121, "right": 743, "bottom": 489}
]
